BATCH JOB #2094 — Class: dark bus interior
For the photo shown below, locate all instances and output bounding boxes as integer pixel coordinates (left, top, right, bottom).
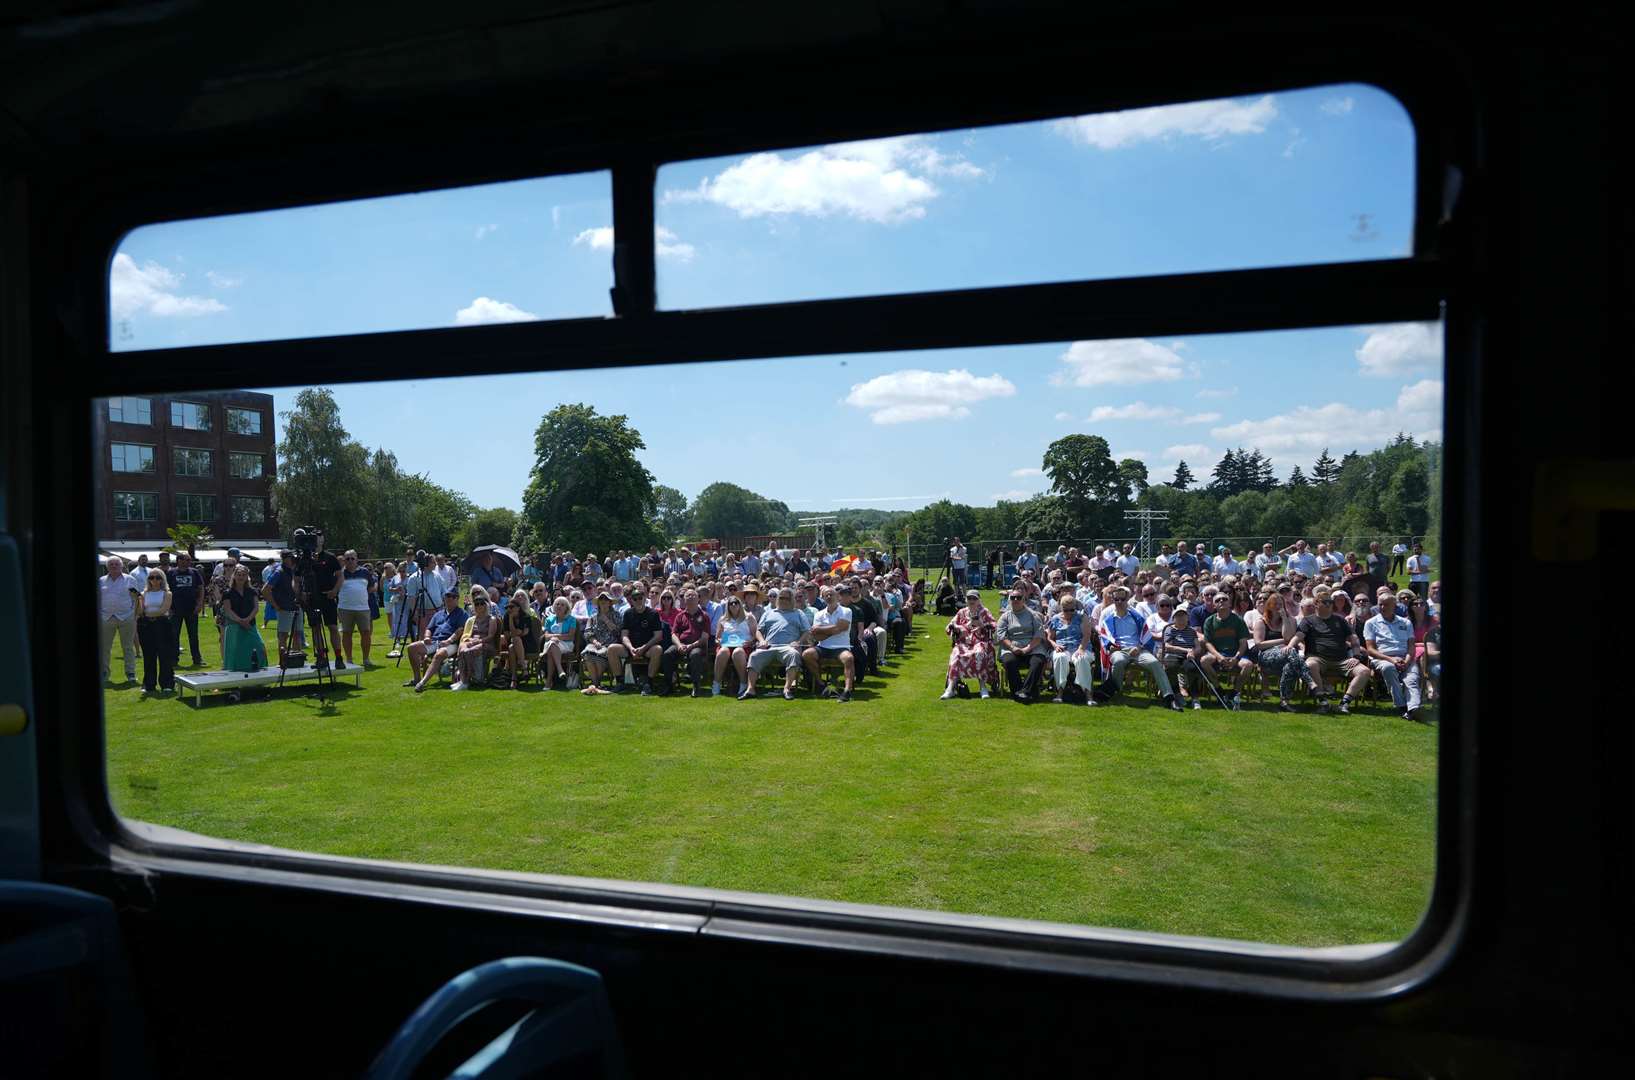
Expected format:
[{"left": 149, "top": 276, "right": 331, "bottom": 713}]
[{"left": 1, "top": 4, "right": 1631, "bottom": 1075}]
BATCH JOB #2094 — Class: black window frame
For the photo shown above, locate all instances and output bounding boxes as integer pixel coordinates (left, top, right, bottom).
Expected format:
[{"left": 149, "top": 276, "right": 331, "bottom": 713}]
[
  {"left": 225, "top": 407, "right": 262, "bottom": 436},
  {"left": 227, "top": 452, "right": 264, "bottom": 480},
  {"left": 174, "top": 492, "right": 217, "bottom": 524},
  {"left": 171, "top": 446, "right": 214, "bottom": 479},
  {"left": 112, "top": 490, "right": 158, "bottom": 523},
  {"left": 60, "top": 51, "right": 1478, "bottom": 1001},
  {"left": 109, "top": 442, "right": 155, "bottom": 475},
  {"left": 229, "top": 495, "right": 266, "bottom": 525},
  {"left": 168, "top": 400, "right": 213, "bottom": 432}
]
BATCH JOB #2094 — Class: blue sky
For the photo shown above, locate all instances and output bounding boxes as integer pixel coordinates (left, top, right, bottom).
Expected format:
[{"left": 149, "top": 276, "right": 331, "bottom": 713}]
[{"left": 109, "top": 84, "right": 1442, "bottom": 512}]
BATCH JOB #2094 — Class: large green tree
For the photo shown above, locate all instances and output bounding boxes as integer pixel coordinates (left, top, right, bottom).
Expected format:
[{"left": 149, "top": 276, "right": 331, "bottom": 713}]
[
  {"left": 652, "top": 484, "right": 692, "bottom": 541},
  {"left": 454, "top": 507, "right": 521, "bottom": 553},
  {"left": 521, "top": 404, "right": 660, "bottom": 553},
  {"left": 1042, "top": 433, "right": 1120, "bottom": 534},
  {"left": 690, "top": 481, "right": 786, "bottom": 539},
  {"left": 271, "top": 388, "right": 371, "bottom": 549}
]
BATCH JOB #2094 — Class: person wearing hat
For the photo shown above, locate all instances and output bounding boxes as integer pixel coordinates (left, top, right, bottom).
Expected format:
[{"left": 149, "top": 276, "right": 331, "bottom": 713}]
[
  {"left": 942, "top": 589, "right": 999, "bottom": 700},
  {"left": 740, "top": 580, "right": 764, "bottom": 626},
  {"left": 580, "top": 589, "right": 626, "bottom": 690}
]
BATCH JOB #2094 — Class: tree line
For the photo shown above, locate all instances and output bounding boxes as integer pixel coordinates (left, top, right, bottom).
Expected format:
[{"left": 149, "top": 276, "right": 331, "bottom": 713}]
[{"left": 269, "top": 393, "right": 1437, "bottom": 559}]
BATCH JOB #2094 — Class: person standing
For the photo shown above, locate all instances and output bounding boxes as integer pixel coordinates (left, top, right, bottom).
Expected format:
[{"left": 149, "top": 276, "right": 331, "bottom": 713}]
[
  {"left": 134, "top": 567, "right": 175, "bottom": 697},
  {"left": 167, "top": 552, "right": 206, "bottom": 667},
  {"left": 1365, "top": 541, "right": 1390, "bottom": 593},
  {"left": 98, "top": 556, "right": 141, "bottom": 684},
  {"left": 221, "top": 564, "right": 267, "bottom": 673},
  {"left": 1391, "top": 539, "right": 1409, "bottom": 577},
  {"left": 948, "top": 537, "right": 968, "bottom": 591},
  {"left": 1407, "top": 543, "right": 1433, "bottom": 599},
  {"left": 337, "top": 550, "right": 374, "bottom": 667}
]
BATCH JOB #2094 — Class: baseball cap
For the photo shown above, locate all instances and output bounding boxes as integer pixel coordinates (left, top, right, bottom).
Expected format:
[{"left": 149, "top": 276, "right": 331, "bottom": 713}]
[{"left": 227, "top": 547, "right": 241, "bottom": 558}]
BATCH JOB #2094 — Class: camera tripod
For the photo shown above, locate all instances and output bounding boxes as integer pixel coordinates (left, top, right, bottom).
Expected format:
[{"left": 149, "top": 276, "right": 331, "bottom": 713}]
[
  {"left": 391, "top": 566, "right": 433, "bottom": 665},
  {"left": 275, "top": 602, "right": 339, "bottom": 702}
]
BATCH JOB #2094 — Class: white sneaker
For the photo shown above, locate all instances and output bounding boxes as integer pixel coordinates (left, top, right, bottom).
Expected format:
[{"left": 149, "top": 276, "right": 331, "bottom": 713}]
[
  {"left": 940, "top": 687, "right": 956, "bottom": 700},
  {"left": 711, "top": 684, "right": 722, "bottom": 696},
  {"left": 450, "top": 681, "right": 467, "bottom": 692},
  {"left": 979, "top": 688, "right": 990, "bottom": 699}
]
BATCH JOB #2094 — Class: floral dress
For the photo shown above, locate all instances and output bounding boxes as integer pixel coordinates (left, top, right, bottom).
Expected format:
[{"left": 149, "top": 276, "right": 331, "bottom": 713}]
[{"left": 946, "top": 604, "right": 998, "bottom": 684}]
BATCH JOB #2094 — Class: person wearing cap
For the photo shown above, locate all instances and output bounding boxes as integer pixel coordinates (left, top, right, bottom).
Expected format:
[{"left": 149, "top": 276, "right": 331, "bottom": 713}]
[
  {"left": 740, "top": 580, "right": 764, "bottom": 625},
  {"left": 994, "top": 590, "right": 1047, "bottom": 702},
  {"left": 942, "top": 589, "right": 999, "bottom": 700},
  {"left": 581, "top": 591, "right": 627, "bottom": 690}
]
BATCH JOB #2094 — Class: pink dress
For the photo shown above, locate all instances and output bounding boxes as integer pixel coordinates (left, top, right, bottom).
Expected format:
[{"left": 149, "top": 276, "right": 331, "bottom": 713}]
[{"left": 946, "top": 605, "right": 998, "bottom": 684}]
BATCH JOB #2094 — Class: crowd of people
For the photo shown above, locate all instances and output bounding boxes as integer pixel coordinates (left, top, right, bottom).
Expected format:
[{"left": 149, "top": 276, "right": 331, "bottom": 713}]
[
  {"left": 939, "top": 536, "right": 1440, "bottom": 722},
  {"left": 99, "top": 535, "right": 1440, "bottom": 722}
]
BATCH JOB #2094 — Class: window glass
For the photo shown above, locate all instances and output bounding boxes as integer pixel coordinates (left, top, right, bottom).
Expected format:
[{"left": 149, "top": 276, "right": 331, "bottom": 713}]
[
  {"left": 111, "top": 170, "right": 613, "bottom": 352},
  {"left": 230, "top": 496, "right": 267, "bottom": 524},
  {"left": 176, "top": 493, "right": 217, "bottom": 523},
  {"left": 226, "top": 407, "right": 263, "bottom": 435},
  {"left": 657, "top": 84, "right": 1412, "bottom": 308},
  {"left": 108, "top": 397, "right": 151, "bottom": 425},
  {"left": 100, "top": 324, "right": 1442, "bottom": 948},
  {"left": 110, "top": 443, "right": 155, "bottom": 474},
  {"left": 173, "top": 448, "right": 214, "bottom": 478},
  {"left": 170, "top": 401, "right": 213, "bottom": 431},
  {"left": 113, "top": 491, "right": 157, "bottom": 522},
  {"left": 228, "top": 452, "right": 264, "bottom": 479}
]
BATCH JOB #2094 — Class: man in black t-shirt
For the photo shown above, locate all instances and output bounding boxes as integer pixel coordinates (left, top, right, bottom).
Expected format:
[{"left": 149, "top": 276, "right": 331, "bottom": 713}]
[
  {"left": 1365, "top": 541, "right": 1389, "bottom": 594},
  {"left": 306, "top": 548, "right": 345, "bottom": 662},
  {"left": 620, "top": 586, "right": 666, "bottom": 695},
  {"left": 1290, "top": 590, "right": 1372, "bottom": 714},
  {"left": 166, "top": 552, "right": 207, "bottom": 666},
  {"left": 841, "top": 582, "right": 885, "bottom": 675}
]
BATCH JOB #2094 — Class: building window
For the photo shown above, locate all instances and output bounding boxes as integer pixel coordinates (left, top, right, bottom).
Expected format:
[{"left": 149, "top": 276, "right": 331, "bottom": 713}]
[
  {"left": 226, "top": 407, "right": 263, "bottom": 436},
  {"left": 176, "top": 494, "right": 217, "bottom": 523},
  {"left": 169, "top": 401, "right": 213, "bottom": 431},
  {"left": 173, "top": 447, "right": 214, "bottom": 478},
  {"left": 110, "top": 443, "right": 155, "bottom": 474},
  {"left": 113, "top": 491, "right": 158, "bottom": 522},
  {"left": 230, "top": 497, "right": 267, "bottom": 525},
  {"left": 228, "top": 452, "right": 264, "bottom": 479},
  {"left": 107, "top": 397, "right": 152, "bottom": 425}
]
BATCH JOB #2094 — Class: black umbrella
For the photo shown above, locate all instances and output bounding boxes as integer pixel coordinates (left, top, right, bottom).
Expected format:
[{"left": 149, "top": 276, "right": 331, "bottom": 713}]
[{"left": 462, "top": 545, "right": 521, "bottom": 575}]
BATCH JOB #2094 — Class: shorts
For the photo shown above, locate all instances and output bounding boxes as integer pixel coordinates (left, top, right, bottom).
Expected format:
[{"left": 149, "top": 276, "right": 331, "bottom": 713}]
[
  {"left": 338, "top": 608, "right": 370, "bottom": 633},
  {"left": 748, "top": 645, "right": 803, "bottom": 673},
  {"left": 1309, "top": 656, "right": 1363, "bottom": 681},
  {"left": 276, "top": 609, "right": 300, "bottom": 633},
  {"left": 312, "top": 594, "right": 339, "bottom": 627}
]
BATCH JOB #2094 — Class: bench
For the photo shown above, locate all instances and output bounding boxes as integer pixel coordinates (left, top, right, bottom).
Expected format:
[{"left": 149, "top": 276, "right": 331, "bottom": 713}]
[{"left": 174, "top": 661, "right": 364, "bottom": 706}]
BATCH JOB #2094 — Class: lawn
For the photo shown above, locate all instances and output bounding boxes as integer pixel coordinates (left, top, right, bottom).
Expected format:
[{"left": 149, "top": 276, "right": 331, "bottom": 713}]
[{"left": 103, "top": 594, "right": 1437, "bottom": 947}]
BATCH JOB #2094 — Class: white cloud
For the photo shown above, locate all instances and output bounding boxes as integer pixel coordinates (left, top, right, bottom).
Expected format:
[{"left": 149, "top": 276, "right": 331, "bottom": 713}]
[
  {"left": 1396, "top": 378, "right": 1444, "bottom": 414},
  {"left": 454, "top": 297, "right": 539, "bottom": 325},
  {"left": 1053, "top": 95, "right": 1277, "bottom": 150},
  {"left": 1054, "top": 411, "right": 1073, "bottom": 422},
  {"left": 1111, "top": 449, "right": 1151, "bottom": 461},
  {"left": 1162, "top": 443, "right": 1212, "bottom": 461},
  {"left": 1087, "top": 402, "right": 1181, "bottom": 422},
  {"left": 109, "top": 253, "right": 227, "bottom": 319},
  {"left": 572, "top": 225, "right": 695, "bottom": 262},
  {"left": 1010, "top": 467, "right": 1044, "bottom": 478},
  {"left": 1196, "top": 386, "right": 1238, "bottom": 399},
  {"left": 661, "top": 135, "right": 981, "bottom": 224},
  {"left": 474, "top": 224, "right": 498, "bottom": 241},
  {"left": 1321, "top": 96, "right": 1356, "bottom": 116},
  {"left": 1183, "top": 411, "right": 1221, "bottom": 424},
  {"left": 843, "top": 368, "right": 1016, "bottom": 425},
  {"left": 1356, "top": 322, "right": 1441, "bottom": 377},
  {"left": 1209, "top": 383, "right": 1442, "bottom": 467},
  {"left": 994, "top": 489, "right": 1037, "bottom": 502},
  {"left": 204, "top": 270, "right": 242, "bottom": 289},
  {"left": 1052, "top": 339, "right": 1187, "bottom": 387}
]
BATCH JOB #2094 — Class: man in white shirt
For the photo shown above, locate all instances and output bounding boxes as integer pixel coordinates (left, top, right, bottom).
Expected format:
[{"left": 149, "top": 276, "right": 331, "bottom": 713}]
[
  {"left": 1213, "top": 546, "right": 1244, "bottom": 576},
  {"left": 1315, "top": 542, "right": 1344, "bottom": 583},
  {"left": 803, "top": 583, "right": 856, "bottom": 702},
  {"left": 1281, "top": 539, "right": 1319, "bottom": 579},
  {"left": 1407, "top": 543, "right": 1433, "bottom": 599},
  {"left": 1363, "top": 591, "right": 1425, "bottom": 722},
  {"left": 1391, "top": 540, "right": 1410, "bottom": 577},
  {"left": 1116, "top": 543, "right": 1141, "bottom": 579},
  {"left": 948, "top": 537, "right": 968, "bottom": 591},
  {"left": 98, "top": 555, "right": 142, "bottom": 683},
  {"left": 1088, "top": 545, "right": 1116, "bottom": 576},
  {"left": 435, "top": 555, "right": 456, "bottom": 593},
  {"left": 1016, "top": 543, "right": 1040, "bottom": 575}
]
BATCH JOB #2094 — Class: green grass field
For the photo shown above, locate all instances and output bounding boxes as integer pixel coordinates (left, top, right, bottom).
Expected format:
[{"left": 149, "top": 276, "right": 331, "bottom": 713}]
[{"left": 103, "top": 594, "right": 1437, "bottom": 947}]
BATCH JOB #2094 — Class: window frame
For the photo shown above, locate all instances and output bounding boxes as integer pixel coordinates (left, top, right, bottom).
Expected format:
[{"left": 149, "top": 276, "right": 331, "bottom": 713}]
[
  {"left": 107, "top": 396, "right": 152, "bottom": 425},
  {"left": 229, "top": 495, "right": 267, "bottom": 525},
  {"left": 171, "top": 446, "right": 214, "bottom": 479},
  {"left": 225, "top": 407, "right": 262, "bottom": 436},
  {"left": 61, "top": 57, "right": 1479, "bottom": 999},
  {"left": 109, "top": 442, "right": 155, "bottom": 475},
  {"left": 174, "top": 492, "right": 218, "bottom": 524},
  {"left": 112, "top": 490, "right": 158, "bottom": 523},
  {"left": 168, "top": 400, "right": 213, "bottom": 432},
  {"left": 227, "top": 452, "right": 264, "bottom": 480}
]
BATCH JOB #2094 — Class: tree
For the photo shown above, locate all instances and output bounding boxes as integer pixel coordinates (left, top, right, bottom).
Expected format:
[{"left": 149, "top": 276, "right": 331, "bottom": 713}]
[
  {"left": 454, "top": 507, "right": 520, "bottom": 553},
  {"left": 1115, "top": 457, "right": 1150, "bottom": 503},
  {"left": 1209, "top": 449, "right": 1249, "bottom": 497},
  {"left": 652, "top": 485, "right": 691, "bottom": 541},
  {"left": 271, "top": 388, "right": 371, "bottom": 549},
  {"left": 521, "top": 405, "right": 661, "bottom": 553},
  {"left": 1170, "top": 460, "right": 1195, "bottom": 490},
  {"left": 690, "top": 482, "right": 785, "bottom": 539},
  {"left": 1043, "top": 434, "right": 1120, "bottom": 533},
  {"left": 1244, "top": 449, "right": 1277, "bottom": 492},
  {"left": 1288, "top": 464, "right": 1309, "bottom": 487},
  {"left": 1380, "top": 457, "right": 1431, "bottom": 536},
  {"left": 403, "top": 475, "right": 474, "bottom": 556},
  {"left": 163, "top": 524, "right": 214, "bottom": 557},
  {"left": 1312, "top": 448, "right": 1340, "bottom": 485}
]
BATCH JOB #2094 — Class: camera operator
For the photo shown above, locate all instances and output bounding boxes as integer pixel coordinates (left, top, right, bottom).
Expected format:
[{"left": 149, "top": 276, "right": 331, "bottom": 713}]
[
  {"left": 402, "top": 548, "right": 447, "bottom": 638},
  {"left": 307, "top": 541, "right": 345, "bottom": 664}
]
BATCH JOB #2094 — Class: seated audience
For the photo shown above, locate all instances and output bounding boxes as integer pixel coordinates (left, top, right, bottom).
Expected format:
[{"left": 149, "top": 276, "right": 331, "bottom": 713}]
[
  {"left": 451, "top": 591, "right": 498, "bottom": 691},
  {"left": 1097, "top": 586, "right": 1184, "bottom": 711},
  {"left": 804, "top": 584, "right": 856, "bottom": 702},
  {"left": 541, "top": 596, "right": 579, "bottom": 690},
  {"left": 745, "top": 587, "right": 812, "bottom": 700},
  {"left": 1046, "top": 593, "right": 1096, "bottom": 706},
  {"left": 1289, "top": 588, "right": 1371, "bottom": 714},
  {"left": 942, "top": 589, "right": 999, "bottom": 700}
]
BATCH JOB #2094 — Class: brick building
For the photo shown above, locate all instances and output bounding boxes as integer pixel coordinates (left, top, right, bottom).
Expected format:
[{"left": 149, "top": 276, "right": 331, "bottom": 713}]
[{"left": 94, "top": 390, "right": 284, "bottom": 561}]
